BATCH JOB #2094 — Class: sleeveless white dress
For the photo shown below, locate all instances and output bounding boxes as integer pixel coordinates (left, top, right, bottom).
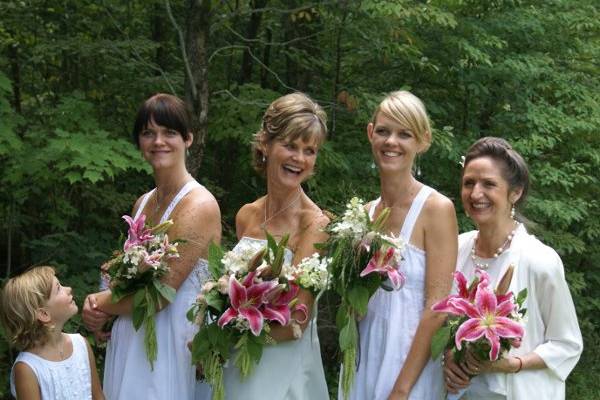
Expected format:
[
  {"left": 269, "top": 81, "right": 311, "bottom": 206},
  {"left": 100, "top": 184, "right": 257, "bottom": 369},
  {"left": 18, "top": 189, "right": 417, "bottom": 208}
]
[
  {"left": 103, "top": 180, "right": 212, "bottom": 400},
  {"left": 222, "top": 237, "right": 329, "bottom": 400},
  {"left": 346, "top": 185, "right": 444, "bottom": 400},
  {"left": 11, "top": 334, "right": 92, "bottom": 399}
]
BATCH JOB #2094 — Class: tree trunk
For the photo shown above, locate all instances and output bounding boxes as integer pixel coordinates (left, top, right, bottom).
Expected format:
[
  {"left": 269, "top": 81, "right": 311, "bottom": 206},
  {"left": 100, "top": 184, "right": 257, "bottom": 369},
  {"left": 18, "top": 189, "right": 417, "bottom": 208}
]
[
  {"left": 238, "top": 0, "right": 269, "bottom": 85},
  {"left": 8, "top": 45, "right": 22, "bottom": 114},
  {"left": 184, "top": 0, "right": 211, "bottom": 176}
]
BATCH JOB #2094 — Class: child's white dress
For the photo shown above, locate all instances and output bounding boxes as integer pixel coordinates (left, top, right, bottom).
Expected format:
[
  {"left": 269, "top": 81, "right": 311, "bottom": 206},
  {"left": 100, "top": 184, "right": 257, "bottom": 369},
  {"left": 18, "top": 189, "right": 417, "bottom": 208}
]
[{"left": 10, "top": 333, "right": 92, "bottom": 399}]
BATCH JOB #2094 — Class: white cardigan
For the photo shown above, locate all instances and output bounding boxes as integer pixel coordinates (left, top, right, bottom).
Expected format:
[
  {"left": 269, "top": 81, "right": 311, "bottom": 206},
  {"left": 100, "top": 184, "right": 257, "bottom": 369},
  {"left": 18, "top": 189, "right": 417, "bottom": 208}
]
[{"left": 457, "top": 224, "right": 583, "bottom": 400}]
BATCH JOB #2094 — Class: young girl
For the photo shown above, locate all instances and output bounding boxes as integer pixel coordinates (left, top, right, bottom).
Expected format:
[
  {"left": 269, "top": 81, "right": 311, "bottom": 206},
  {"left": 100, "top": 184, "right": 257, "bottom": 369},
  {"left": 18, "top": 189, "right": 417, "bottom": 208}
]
[{"left": 0, "top": 266, "right": 104, "bottom": 399}]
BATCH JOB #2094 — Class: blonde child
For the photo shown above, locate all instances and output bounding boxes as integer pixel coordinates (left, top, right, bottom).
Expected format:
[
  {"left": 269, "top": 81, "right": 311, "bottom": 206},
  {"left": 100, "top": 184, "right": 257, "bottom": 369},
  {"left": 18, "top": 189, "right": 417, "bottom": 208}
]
[{"left": 0, "top": 266, "right": 104, "bottom": 399}]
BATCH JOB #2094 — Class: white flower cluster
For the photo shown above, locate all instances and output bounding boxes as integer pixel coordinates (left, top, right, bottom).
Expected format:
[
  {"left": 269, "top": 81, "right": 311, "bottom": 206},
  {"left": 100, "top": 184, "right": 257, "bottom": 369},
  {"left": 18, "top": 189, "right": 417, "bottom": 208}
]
[
  {"left": 330, "top": 197, "right": 369, "bottom": 239},
  {"left": 379, "top": 233, "right": 406, "bottom": 264},
  {"left": 119, "top": 234, "right": 176, "bottom": 279},
  {"left": 284, "top": 253, "right": 331, "bottom": 291},
  {"left": 221, "top": 240, "right": 265, "bottom": 275}
]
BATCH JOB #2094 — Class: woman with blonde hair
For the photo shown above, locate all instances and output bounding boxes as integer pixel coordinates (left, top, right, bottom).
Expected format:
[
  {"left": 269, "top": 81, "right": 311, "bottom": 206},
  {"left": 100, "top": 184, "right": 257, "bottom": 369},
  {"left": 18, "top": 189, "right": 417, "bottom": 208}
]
[
  {"left": 346, "top": 91, "right": 457, "bottom": 400},
  {"left": 222, "top": 92, "right": 329, "bottom": 399}
]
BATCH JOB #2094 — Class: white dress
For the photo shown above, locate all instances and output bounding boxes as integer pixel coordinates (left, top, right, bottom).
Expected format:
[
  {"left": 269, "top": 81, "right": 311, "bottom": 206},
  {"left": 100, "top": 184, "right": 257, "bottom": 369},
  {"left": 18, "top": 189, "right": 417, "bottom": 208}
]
[
  {"left": 103, "top": 180, "right": 212, "bottom": 400},
  {"left": 222, "top": 237, "right": 329, "bottom": 400},
  {"left": 10, "top": 333, "right": 92, "bottom": 399},
  {"left": 457, "top": 225, "right": 582, "bottom": 400},
  {"left": 346, "top": 185, "right": 444, "bottom": 400}
]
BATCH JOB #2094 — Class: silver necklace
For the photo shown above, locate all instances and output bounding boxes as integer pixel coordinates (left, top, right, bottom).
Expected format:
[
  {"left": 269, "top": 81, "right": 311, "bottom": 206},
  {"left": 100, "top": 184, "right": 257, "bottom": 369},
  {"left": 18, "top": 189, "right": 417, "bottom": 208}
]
[
  {"left": 260, "top": 190, "right": 302, "bottom": 230},
  {"left": 471, "top": 222, "right": 520, "bottom": 270},
  {"left": 155, "top": 176, "right": 190, "bottom": 213}
]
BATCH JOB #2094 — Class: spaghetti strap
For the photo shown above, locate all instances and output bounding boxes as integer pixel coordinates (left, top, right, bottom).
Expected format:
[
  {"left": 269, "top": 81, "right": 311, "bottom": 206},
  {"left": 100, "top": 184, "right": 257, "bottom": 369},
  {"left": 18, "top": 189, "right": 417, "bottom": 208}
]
[
  {"left": 134, "top": 189, "right": 155, "bottom": 219},
  {"left": 161, "top": 180, "right": 202, "bottom": 223},
  {"left": 368, "top": 198, "right": 381, "bottom": 221},
  {"left": 400, "top": 185, "right": 434, "bottom": 240}
]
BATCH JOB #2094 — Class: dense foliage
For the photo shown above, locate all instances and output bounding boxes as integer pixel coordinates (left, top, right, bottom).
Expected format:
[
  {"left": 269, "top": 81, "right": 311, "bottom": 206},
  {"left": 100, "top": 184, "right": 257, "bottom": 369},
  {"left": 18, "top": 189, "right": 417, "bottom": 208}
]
[{"left": 1, "top": 0, "right": 598, "bottom": 398}]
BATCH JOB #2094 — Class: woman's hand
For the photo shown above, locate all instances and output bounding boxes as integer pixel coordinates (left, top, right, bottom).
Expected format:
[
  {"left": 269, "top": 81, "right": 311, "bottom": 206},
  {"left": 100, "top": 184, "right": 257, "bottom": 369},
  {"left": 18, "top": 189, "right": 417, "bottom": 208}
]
[
  {"left": 443, "top": 350, "right": 471, "bottom": 394},
  {"left": 462, "top": 347, "right": 520, "bottom": 374},
  {"left": 83, "top": 293, "right": 111, "bottom": 332}
]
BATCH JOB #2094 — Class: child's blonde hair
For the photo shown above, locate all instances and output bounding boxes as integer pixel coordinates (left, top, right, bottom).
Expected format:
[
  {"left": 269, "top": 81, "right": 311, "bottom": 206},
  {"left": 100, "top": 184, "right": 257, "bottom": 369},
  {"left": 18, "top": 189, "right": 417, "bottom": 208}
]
[{"left": 0, "top": 266, "right": 56, "bottom": 350}]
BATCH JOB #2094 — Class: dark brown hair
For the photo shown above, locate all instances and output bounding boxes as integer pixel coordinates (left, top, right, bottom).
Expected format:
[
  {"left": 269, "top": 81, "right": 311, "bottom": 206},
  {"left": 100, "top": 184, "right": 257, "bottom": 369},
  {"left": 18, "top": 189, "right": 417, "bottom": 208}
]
[
  {"left": 132, "top": 93, "right": 191, "bottom": 147},
  {"left": 463, "top": 137, "right": 530, "bottom": 208}
]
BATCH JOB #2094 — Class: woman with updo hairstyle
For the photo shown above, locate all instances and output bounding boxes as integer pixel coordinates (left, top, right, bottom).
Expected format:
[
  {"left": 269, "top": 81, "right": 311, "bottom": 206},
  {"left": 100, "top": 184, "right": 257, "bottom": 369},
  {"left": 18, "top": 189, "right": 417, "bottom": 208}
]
[
  {"left": 347, "top": 91, "right": 458, "bottom": 400},
  {"left": 221, "top": 92, "right": 329, "bottom": 399},
  {"left": 443, "top": 137, "right": 583, "bottom": 399},
  {"left": 82, "top": 93, "right": 221, "bottom": 399}
]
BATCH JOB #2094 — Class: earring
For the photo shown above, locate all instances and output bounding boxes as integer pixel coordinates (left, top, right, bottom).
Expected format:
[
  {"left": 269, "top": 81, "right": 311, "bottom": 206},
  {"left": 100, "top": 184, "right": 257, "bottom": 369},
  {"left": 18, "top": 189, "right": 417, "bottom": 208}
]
[
  {"left": 510, "top": 204, "right": 516, "bottom": 220},
  {"left": 371, "top": 161, "right": 376, "bottom": 170},
  {"left": 414, "top": 154, "right": 422, "bottom": 177},
  {"left": 262, "top": 154, "right": 266, "bottom": 163},
  {"left": 186, "top": 148, "right": 190, "bottom": 158}
]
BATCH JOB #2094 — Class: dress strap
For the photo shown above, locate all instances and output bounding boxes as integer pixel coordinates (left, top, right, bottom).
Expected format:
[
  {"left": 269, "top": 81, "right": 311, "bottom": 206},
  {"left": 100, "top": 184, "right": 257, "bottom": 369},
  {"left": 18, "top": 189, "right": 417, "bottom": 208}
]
[
  {"left": 400, "top": 185, "right": 434, "bottom": 240},
  {"left": 134, "top": 189, "right": 156, "bottom": 219},
  {"left": 161, "top": 180, "right": 202, "bottom": 223},
  {"left": 368, "top": 198, "right": 381, "bottom": 221}
]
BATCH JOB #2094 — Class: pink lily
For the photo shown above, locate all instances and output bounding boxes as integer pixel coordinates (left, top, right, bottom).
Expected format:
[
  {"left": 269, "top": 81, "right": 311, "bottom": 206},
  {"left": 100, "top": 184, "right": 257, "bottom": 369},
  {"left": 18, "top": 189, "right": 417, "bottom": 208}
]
[
  {"left": 143, "top": 250, "right": 164, "bottom": 270},
  {"left": 360, "top": 247, "right": 405, "bottom": 290},
  {"left": 217, "top": 272, "right": 277, "bottom": 336},
  {"left": 262, "top": 283, "right": 308, "bottom": 326},
  {"left": 123, "top": 214, "right": 154, "bottom": 250},
  {"left": 431, "top": 270, "right": 490, "bottom": 314},
  {"left": 453, "top": 281, "right": 524, "bottom": 360}
]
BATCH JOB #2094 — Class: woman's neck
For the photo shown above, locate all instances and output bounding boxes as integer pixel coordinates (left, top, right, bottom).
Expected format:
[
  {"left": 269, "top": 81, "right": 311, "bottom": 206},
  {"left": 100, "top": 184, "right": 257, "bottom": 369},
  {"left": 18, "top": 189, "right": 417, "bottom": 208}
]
[
  {"left": 379, "top": 171, "right": 420, "bottom": 207},
  {"left": 153, "top": 165, "right": 191, "bottom": 198},
  {"left": 476, "top": 219, "right": 518, "bottom": 257}
]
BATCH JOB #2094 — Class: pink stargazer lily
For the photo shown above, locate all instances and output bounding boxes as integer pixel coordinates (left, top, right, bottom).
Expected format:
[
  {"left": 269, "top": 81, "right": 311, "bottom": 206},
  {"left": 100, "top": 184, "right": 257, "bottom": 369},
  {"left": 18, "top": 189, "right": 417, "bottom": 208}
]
[
  {"left": 452, "top": 281, "right": 524, "bottom": 360},
  {"left": 122, "top": 214, "right": 154, "bottom": 250},
  {"left": 217, "top": 272, "right": 277, "bottom": 336},
  {"left": 360, "top": 247, "right": 405, "bottom": 290},
  {"left": 262, "top": 283, "right": 308, "bottom": 326},
  {"left": 431, "top": 270, "right": 490, "bottom": 314}
]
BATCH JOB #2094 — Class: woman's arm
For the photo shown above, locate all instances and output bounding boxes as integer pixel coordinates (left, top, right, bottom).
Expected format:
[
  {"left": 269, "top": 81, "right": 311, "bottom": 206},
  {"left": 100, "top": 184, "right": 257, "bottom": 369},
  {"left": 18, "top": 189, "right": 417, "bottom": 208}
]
[
  {"left": 86, "top": 339, "right": 105, "bottom": 400},
  {"left": 14, "top": 362, "right": 41, "bottom": 400},
  {"left": 94, "top": 192, "right": 222, "bottom": 316},
  {"left": 388, "top": 196, "right": 458, "bottom": 399},
  {"left": 267, "top": 213, "right": 330, "bottom": 343}
]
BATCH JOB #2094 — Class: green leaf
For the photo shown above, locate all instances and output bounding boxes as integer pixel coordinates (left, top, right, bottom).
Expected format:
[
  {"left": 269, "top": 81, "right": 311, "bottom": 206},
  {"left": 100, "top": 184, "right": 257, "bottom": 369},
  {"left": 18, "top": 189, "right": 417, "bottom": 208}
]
[
  {"left": 516, "top": 288, "right": 528, "bottom": 307},
  {"left": 153, "top": 280, "right": 176, "bottom": 304},
  {"left": 347, "top": 286, "right": 370, "bottom": 317},
  {"left": 205, "top": 290, "right": 225, "bottom": 311},
  {"left": 339, "top": 319, "right": 357, "bottom": 351},
  {"left": 208, "top": 242, "right": 225, "bottom": 279},
  {"left": 430, "top": 325, "right": 451, "bottom": 360},
  {"left": 132, "top": 289, "right": 147, "bottom": 330}
]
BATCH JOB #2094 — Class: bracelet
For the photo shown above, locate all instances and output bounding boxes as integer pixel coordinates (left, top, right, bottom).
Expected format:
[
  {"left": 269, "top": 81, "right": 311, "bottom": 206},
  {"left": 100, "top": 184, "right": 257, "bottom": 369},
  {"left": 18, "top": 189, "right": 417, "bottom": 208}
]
[{"left": 513, "top": 356, "right": 523, "bottom": 373}]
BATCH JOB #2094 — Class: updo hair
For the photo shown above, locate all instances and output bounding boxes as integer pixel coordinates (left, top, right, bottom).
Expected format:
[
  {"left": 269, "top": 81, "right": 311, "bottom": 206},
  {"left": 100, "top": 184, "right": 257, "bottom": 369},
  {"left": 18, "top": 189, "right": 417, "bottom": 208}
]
[
  {"left": 371, "top": 90, "right": 432, "bottom": 153},
  {"left": 463, "top": 137, "right": 530, "bottom": 208},
  {"left": 0, "top": 266, "right": 55, "bottom": 351},
  {"left": 132, "top": 93, "right": 191, "bottom": 147},
  {"left": 252, "top": 92, "right": 327, "bottom": 174}
]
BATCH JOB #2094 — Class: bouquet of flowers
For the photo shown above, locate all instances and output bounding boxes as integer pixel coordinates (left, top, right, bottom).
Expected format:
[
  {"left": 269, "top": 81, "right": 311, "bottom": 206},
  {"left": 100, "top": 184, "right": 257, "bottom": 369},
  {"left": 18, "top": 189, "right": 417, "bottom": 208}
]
[
  {"left": 187, "top": 233, "right": 330, "bottom": 400},
  {"left": 103, "top": 214, "right": 180, "bottom": 369},
  {"left": 320, "top": 197, "right": 406, "bottom": 399},
  {"left": 430, "top": 265, "right": 527, "bottom": 399}
]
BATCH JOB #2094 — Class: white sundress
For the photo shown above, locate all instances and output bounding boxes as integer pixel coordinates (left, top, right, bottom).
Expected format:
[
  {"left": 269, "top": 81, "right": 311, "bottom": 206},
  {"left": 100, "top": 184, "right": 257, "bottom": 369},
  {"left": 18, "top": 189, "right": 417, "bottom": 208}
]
[
  {"left": 346, "top": 185, "right": 444, "bottom": 400},
  {"left": 222, "top": 236, "right": 329, "bottom": 400},
  {"left": 10, "top": 333, "right": 92, "bottom": 399},
  {"left": 103, "top": 180, "right": 212, "bottom": 400}
]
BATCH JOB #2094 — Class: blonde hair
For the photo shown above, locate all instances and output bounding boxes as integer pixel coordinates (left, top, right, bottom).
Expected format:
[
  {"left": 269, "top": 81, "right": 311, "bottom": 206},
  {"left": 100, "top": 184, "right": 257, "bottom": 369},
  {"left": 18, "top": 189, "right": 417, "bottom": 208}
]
[
  {"left": 372, "top": 90, "right": 432, "bottom": 153},
  {"left": 252, "top": 92, "right": 327, "bottom": 174},
  {"left": 0, "top": 266, "right": 55, "bottom": 350}
]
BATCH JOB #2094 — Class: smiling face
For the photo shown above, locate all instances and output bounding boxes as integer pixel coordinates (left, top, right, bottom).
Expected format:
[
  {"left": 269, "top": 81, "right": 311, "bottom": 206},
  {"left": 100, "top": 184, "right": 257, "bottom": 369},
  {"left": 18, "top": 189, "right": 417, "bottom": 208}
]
[
  {"left": 367, "top": 113, "right": 425, "bottom": 174},
  {"left": 263, "top": 136, "right": 319, "bottom": 189},
  {"left": 461, "top": 156, "right": 523, "bottom": 228},
  {"left": 42, "top": 277, "right": 78, "bottom": 326},
  {"left": 138, "top": 119, "right": 192, "bottom": 170}
]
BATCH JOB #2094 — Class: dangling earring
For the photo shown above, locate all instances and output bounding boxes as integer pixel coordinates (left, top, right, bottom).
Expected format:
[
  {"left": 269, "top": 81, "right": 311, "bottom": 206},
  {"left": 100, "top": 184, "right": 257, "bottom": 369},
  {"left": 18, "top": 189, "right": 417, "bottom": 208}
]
[
  {"left": 186, "top": 148, "right": 190, "bottom": 158},
  {"left": 413, "top": 154, "right": 422, "bottom": 177},
  {"left": 465, "top": 210, "right": 470, "bottom": 218},
  {"left": 262, "top": 154, "right": 266, "bottom": 163},
  {"left": 371, "top": 161, "right": 376, "bottom": 170},
  {"left": 510, "top": 204, "right": 516, "bottom": 220}
]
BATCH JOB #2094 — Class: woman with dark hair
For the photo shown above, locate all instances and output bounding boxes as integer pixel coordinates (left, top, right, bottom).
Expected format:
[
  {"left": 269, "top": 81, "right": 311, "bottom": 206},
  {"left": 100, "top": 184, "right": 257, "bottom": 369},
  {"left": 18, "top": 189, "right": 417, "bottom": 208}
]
[
  {"left": 443, "top": 137, "right": 583, "bottom": 399},
  {"left": 82, "top": 94, "right": 221, "bottom": 399},
  {"left": 221, "top": 92, "right": 329, "bottom": 399}
]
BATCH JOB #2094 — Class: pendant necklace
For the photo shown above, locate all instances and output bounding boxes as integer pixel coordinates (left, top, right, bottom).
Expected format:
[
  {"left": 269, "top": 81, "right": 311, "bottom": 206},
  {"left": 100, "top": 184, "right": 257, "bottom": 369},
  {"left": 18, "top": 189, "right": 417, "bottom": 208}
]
[
  {"left": 260, "top": 189, "right": 303, "bottom": 230},
  {"left": 471, "top": 222, "right": 520, "bottom": 270}
]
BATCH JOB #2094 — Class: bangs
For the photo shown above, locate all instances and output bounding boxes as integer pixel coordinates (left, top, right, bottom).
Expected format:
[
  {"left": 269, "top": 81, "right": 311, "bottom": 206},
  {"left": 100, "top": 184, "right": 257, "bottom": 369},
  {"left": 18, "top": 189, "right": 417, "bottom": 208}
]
[
  {"left": 279, "top": 113, "right": 327, "bottom": 146},
  {"left": 132, "top": 94, "right": 190, "bottom": 145}
]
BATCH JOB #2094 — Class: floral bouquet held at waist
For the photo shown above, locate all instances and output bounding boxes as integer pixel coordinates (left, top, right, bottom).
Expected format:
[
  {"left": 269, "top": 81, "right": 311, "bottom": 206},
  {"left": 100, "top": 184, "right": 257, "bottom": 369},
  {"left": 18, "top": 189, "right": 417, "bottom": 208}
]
[
  {"left": 318, "top": 197, "right": 406, "bottom": 399},
  {"left": 104, "top": 214, "right": 180, "bottom": 369},
  {"left": 187, "top": 232, "right": 330, "bottom": 400},
  {"left": 430, "top": 265, "right": 527, "bottom": 400}
]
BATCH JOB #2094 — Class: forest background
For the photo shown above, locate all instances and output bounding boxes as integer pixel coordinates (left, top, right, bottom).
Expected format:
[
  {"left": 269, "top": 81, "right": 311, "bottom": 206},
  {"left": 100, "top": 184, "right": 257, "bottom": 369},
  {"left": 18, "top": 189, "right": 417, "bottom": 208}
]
[{"left": 0, "top": 0, "right": 599, "bottom": 398}]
